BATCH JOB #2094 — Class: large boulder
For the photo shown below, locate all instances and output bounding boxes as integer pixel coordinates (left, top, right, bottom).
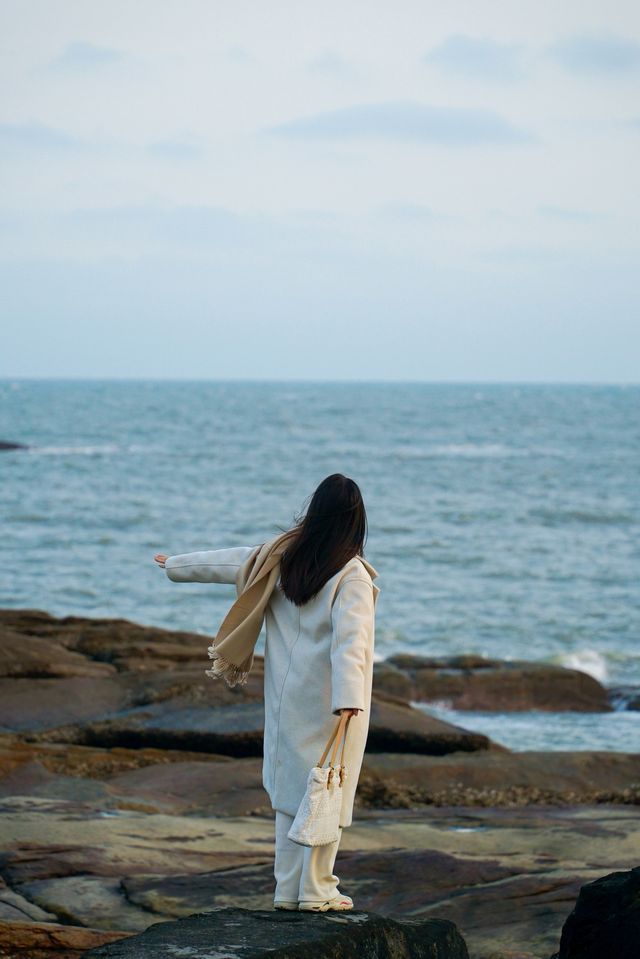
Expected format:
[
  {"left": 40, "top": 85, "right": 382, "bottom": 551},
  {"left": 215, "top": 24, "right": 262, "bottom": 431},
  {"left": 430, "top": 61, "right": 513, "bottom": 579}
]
[
  {"left": 554, "top": 866, "right": 640, "bottom": 959},
  {"left": 375, "top": 654, "right": 611, "bottom": 712},
  {"left": 83, "top": 906, "right": 469, "bottom": 959}
]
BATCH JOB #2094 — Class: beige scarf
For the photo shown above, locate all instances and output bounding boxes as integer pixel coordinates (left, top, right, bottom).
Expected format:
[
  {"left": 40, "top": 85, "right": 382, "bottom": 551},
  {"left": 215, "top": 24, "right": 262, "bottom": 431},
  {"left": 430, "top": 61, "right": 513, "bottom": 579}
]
[{"left": 205, "top": 526, "right": 300, "bottom": 687}]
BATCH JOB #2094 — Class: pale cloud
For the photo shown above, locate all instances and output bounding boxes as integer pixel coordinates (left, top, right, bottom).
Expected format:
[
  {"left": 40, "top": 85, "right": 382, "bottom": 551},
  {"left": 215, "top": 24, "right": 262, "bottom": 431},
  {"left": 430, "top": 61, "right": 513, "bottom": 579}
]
[
  {"left": 0, "top": 121, "right": 79, "bottom": 150},
  {"left": 306, "top": 52, "right": 356, "bottom": 78},
  {"left": 374, "top": 202, "right": 440, "bottom": 221},
  {"left": 548, "top": 33, "right": 640, "bottom": 74},
  {"left": 225, "top": 45, "right": 255, "bottom": 64},
  {"left": 0, "top": 122, "right": 203, "bottom": 161},
  {"left": 46, "top": 40, "right": 125, "bottom": 71},
  {"left": 146, "top": 136, "right": 205, "bottom": 160},
  {"left": 266, "top": 100, "right": 532, "bottom": 145},
  {"left": 424, "top": 34, "right": 524, "bottom": 82},
  {"left": 60, "top": 204, "right": 244, "bottom": 251},
  {"left": 0, "top": 205, "right": 354, "bottom": 260},
  {"left": 537, "top": 205, "right": 609, "bottom": 222}
]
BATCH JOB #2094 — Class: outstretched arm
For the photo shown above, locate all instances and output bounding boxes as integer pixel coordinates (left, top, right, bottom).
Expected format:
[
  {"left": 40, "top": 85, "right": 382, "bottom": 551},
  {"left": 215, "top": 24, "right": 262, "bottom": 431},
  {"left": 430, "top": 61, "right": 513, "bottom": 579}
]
[
  {"left": 330, "top": 575, "right": 375, "bottom": 716},
  {"left": 155, "top": 546, "right": 259, "bottom": 585}
]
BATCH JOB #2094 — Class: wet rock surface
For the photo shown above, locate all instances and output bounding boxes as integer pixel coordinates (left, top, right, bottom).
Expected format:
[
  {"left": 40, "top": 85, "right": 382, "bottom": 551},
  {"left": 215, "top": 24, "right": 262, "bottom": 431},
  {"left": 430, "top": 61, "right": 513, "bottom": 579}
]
[{"left": 1, "top": 772, "right": 638, "bottom": 957}]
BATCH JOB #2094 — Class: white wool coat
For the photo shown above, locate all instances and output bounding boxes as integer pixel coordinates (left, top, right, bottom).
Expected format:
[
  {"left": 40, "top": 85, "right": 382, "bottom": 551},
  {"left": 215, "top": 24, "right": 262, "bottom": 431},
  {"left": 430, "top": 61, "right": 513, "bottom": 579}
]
[{"left": 164, "top": 545, "right": 380, "bottom": 828}]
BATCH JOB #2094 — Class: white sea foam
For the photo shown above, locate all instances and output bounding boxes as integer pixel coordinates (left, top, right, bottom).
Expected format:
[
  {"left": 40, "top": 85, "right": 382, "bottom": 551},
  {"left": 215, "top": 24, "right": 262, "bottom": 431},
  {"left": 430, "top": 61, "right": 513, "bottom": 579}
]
[
  {"left": 431, "top": 443, "right": 518, "bottom": 457},
  {"left": 28, "top": 444, "right": 120, "bottom": 455},
  {"left": 394, "top": 442, "right": 524, "bottom": 459},
  {"left": 554, "top": 648, "right": 609, "bottom": 683}
]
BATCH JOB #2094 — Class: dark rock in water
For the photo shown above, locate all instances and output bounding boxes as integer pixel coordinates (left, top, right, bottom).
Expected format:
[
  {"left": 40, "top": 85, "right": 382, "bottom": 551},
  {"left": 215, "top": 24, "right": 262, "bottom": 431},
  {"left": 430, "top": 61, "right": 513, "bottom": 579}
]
[
  {"left": 0, "top": 440, "right": 27, "bottom": 450},
  {"left": 555, "top": 866, "right": 640, "bottom": 959},
  {"left": 376, "top": 653, "right": 611, "bottom": 712},
  {"left": 83, "top": 906, "right": 469, "bottom": 958},
  {"left": 367, "top": 694, "right": 495, "bottom": 755},
  {"left": 608, "top": 685, "right": 640, "bottom": 710}
]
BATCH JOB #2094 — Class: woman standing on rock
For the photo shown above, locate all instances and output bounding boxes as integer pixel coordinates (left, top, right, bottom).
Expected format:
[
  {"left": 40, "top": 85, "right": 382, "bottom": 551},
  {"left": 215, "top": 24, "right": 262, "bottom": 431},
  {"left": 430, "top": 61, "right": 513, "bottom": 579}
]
[{"left": 154, "top": 473, "right": 380, "bottom": 912}]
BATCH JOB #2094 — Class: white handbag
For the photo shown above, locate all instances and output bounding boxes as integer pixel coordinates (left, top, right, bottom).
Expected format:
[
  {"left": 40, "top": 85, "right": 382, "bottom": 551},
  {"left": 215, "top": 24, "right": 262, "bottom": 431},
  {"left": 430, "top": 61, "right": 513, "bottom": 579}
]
[{"left": 287, "top": 712, "right": 353, "bottom": 847}]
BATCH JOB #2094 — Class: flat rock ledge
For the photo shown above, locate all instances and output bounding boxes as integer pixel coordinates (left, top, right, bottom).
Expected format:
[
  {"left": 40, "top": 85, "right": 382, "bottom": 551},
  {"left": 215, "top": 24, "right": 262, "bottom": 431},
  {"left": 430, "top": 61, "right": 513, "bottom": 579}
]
[{"left": 83, "top": 907, "right": 469, "bottom": 959}]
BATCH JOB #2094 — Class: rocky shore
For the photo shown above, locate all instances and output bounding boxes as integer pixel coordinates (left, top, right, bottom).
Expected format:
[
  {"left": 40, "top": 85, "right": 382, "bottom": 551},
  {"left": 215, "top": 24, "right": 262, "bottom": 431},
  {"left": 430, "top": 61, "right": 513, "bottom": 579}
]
[{"left": 1, "top": 608, "right": 639, "bottom": 958}]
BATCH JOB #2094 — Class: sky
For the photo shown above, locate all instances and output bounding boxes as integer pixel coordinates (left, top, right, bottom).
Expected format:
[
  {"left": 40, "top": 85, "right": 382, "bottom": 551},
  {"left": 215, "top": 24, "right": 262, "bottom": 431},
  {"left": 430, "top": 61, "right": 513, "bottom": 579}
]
[{"left": 1, "top": 0, "right": 639, "bottom": 382}]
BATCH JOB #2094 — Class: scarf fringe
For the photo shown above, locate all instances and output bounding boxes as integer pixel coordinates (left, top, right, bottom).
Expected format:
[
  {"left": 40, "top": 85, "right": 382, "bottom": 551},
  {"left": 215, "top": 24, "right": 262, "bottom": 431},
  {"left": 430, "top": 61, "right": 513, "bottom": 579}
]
[{"left": 205, "top": 644, "right": 249, "bottom": 687}]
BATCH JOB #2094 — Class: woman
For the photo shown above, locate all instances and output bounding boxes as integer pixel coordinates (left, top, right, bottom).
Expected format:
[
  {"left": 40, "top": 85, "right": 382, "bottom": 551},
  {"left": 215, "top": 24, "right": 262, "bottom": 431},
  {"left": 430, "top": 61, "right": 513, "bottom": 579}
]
[{"left": 154, "top": 473, "right": 380, "bottom": 912}]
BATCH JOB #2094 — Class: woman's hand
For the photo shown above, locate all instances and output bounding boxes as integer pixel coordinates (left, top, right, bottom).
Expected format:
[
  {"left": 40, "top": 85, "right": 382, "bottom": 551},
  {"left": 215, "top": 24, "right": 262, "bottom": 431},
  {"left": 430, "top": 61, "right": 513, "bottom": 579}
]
[
  {"left": 154, "top": 554, "right": 168, "bottom": 568},
  {"left": 339, "top": 708, "right": 361, "bottom": 717}
]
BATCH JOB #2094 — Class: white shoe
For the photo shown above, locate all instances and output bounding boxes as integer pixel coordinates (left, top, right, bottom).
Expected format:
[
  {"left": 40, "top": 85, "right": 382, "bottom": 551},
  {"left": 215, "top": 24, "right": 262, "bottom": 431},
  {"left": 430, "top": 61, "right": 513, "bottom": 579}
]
[
  {"left": 274, "top": 900, "right": 298, "bottom": 910},
  {"left": 299, "top": 894, "right": 353, "bottom": 912}
]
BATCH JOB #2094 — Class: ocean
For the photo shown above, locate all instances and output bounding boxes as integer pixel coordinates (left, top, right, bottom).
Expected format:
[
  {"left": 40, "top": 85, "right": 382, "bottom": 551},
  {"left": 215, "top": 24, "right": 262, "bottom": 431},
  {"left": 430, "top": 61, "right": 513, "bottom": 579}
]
[{"left": 2, "top": 379, "right": 638, "bottom": 752}]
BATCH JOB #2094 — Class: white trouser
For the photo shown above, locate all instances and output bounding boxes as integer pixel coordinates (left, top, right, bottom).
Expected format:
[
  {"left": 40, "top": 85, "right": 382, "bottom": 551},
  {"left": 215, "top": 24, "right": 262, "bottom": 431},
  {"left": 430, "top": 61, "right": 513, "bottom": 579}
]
[{"left": 273, "top": 810, "right": 343, "bottom": 903}]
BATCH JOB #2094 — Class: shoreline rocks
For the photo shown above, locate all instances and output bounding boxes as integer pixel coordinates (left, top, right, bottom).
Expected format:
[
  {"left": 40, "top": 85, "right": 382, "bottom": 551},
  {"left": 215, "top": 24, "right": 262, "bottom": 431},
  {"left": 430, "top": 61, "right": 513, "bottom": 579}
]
[
  {"left": 2, "top": 606, "right": 639, "bottom": 958},
  {"left": 1, "top": 606, "right": 637, "bottom": 812},
  {"left": 0, "top": 608, "right": 616, "bottom": 716}
]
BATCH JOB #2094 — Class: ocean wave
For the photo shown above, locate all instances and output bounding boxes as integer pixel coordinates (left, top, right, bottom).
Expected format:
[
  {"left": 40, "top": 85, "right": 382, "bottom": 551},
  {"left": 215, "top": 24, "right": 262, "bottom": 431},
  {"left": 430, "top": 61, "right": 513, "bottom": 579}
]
[
  {"left": 12, "top": 513, "right": 49, "bottom": 522},
  {"left": 60, "top": 586, "right": 99, "bottom": 599},
  {"left": 393, "top": 442, "right": 526, "bottom": 459},
  {"left": 529, "top": 507, "right": 633, "bottom": 525},
  {"left": 551, "top": 648, "right": 609, "bottom": 683},
  {"left": 28, "top": 444, "right": 121, "bottom": 456}
]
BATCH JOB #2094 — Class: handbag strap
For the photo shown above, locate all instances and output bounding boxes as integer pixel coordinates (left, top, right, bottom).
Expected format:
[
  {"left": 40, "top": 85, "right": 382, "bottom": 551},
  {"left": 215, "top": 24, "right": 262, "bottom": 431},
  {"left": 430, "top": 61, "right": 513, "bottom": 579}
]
[{"left": 316, "top": 712, "right": 352, "bottom": 769}]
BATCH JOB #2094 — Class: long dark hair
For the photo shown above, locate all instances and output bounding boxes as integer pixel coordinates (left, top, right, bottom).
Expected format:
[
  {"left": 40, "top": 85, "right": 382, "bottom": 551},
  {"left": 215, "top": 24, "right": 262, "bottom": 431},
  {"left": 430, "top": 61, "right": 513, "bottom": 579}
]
[{"left": 278, "top": 473, "right": 368, "bottom": 606}]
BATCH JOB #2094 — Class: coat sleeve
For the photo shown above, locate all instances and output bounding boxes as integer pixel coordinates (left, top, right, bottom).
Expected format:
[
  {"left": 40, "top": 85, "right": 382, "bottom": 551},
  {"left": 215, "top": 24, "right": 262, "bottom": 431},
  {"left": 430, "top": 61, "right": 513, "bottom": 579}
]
[
  {"left": 164, "top": 546, "right": 259, "bottom": 585},
  {"left": 330, "top": 575, "right": 375, "bottom": 715}
]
